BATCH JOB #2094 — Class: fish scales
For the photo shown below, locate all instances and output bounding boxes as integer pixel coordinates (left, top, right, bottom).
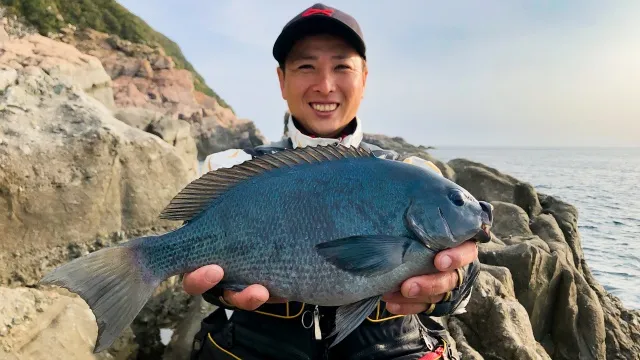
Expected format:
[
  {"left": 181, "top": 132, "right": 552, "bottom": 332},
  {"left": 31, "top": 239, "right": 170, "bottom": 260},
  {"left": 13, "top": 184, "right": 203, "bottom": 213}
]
[
  {"left": 140, "top": 157, "right": 420, "bottom": 303},
  {"left": 40, "top": 144, "right": 494, "bottom": 352}
]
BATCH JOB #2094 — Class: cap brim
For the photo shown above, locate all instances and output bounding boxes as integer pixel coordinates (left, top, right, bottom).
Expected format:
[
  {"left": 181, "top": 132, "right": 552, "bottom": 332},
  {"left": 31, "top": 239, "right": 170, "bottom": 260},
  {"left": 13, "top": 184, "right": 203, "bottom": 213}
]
[{"left": 273, "top": 16, "right": 365, "bottom": 64}]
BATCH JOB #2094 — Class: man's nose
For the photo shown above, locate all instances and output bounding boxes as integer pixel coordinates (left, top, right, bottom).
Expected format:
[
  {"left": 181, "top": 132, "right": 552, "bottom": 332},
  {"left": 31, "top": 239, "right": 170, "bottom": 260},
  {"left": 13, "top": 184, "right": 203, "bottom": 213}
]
[{"left": 313, "top": 69, "right": 335, "bottom": 94}]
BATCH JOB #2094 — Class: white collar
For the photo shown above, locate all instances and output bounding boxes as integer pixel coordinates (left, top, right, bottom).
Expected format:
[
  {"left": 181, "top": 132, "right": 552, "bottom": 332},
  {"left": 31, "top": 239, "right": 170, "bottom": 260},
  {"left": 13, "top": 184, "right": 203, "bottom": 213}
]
[{"left": 283, "top": 113, "right": 364, "bottom": 149}]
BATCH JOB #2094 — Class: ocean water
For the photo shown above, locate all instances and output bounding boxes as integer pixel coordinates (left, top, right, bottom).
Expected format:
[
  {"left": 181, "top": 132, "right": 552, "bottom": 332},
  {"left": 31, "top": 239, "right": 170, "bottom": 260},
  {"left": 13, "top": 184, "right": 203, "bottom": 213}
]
[{"left": 428, "top": 147, "right": 640, "bottom": 310}]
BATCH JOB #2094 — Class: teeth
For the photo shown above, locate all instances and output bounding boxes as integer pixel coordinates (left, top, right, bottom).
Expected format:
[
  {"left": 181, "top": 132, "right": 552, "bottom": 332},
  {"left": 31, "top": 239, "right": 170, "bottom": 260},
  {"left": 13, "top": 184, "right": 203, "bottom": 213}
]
[{"left": 311, "top": 103, "right": 338, "bottom": 112}]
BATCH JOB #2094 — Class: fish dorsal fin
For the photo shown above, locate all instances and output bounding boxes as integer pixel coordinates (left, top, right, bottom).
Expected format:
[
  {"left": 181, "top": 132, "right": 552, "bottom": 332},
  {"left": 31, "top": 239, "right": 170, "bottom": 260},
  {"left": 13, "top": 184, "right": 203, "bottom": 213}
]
[{"left": 159, "top": 144, "right": 373, "bottom": 221}]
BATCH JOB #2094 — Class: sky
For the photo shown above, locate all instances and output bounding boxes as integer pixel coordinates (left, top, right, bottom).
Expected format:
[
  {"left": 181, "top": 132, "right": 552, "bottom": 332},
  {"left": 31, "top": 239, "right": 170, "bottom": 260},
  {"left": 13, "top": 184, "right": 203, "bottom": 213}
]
[{"left": 116, "top": 1, "right": 640, "bottom": 148}]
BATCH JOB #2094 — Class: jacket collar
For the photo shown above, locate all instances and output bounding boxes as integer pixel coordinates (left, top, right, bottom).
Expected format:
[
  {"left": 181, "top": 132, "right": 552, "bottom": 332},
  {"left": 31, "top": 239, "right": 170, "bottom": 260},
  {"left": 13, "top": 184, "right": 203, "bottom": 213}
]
[{"left": 284, "top": 112, "right": 364, "bottom": 149}]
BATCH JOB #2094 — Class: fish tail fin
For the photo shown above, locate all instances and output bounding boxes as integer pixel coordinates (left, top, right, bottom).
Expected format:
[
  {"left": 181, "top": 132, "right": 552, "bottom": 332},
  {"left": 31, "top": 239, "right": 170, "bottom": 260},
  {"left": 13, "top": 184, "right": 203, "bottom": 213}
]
[{"left": 40, "top": 235, "right": 162, "bottom": 353}]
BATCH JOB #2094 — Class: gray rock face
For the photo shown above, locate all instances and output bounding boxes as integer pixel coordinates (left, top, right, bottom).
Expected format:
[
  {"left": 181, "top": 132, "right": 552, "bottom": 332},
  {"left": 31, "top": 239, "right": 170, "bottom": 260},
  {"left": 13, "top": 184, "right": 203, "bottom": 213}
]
[
  {"left": 0, "top": 286, "right": 137, "bottom": 360},
  {"left": 0, "top": 40, "right": 192, "bottom": 286},
  {"left": 0, "top": 34, "right": 115, "bottom": 110},
  {"left": 453, "top": 265, "right": 552, "bottom": 360},
  {"left": 189, "top": 102, "right": 266, "bottom": 160}
]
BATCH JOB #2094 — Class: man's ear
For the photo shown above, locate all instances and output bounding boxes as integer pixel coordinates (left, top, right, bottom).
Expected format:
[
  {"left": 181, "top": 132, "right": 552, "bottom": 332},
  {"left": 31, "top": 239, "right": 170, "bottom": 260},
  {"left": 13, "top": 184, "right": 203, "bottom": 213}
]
[
  {"left": 361, "top": 60, "right": 368, "bottom": 98},
  {"left": 277, "top": 66, "right": 286, "bottom": 100}
]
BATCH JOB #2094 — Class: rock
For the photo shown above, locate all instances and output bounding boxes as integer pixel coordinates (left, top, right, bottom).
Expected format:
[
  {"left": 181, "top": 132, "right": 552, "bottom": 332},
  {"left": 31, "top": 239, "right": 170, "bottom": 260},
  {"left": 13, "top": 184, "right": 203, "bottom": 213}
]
[
  {"left": 538, "top": 193, "right": 585, "bottom": 273},
  {"left": 51, "top": 27, "right": 267, "bottom": 159},
  {"left": 0, "top": 286, "right": 137, "bottom": 359},
  {"left": 146, "top": 116, "right": 198, "bottom": 176},
  {"left": 454, "top": 266, "right": 551, "bottom": 360},
  {"left": 446, "top": 318, "right": 484, "bottom": 360},
  {"left": 479, "top": 240, "right": 606, "bottom": 359},
  {"left": 59, "top": 28, "right": 207, "bottom": 121},
  {"left": 448, "top": 158, "right": 519, "bottom": 203},
  {"left": 530, "top": 213, "right": 576, "bottom": 267},
  {"left": 194, "top": 90, "right": 218, "bottom": 109},
  {"left": 514, "top": 182, "right": 543, "bottom": 218},
  {"left": 361, "top": 133, "right": 455, "bottom": 179},
  {"left": 551, "top": 266, "right": 606, "bottom": 359},
  {"left": 0, "top": 8, "right": 38, "bottom": 39},
  {"left": 136, "top": 59, "right": 154, "bottom": 79},
  {"left": 489, "top": 201, "right": 533, "bottom": 240},
  {"left": 130, "top": 277, "right": 195, "bottom": 359},
  {"left": 0, "top": 34, "right": 115, "bottom": 110},
  {"left": 162, "top": 296, "right": 217, "bottom": 360},
  {"left": 152, "top": 55, "right": 174, "bottom": 70},
  {"left": 114, "top": 106, "right": 164, "bottom": 131},
  {"left": 190, "top": 102, "right": 266, "bottom": 160},
  {"left": 0, "top": 56, "right": 191, "bottom": 286},
  {"left": 0, "top": 24, "right": 9, "bottom": 42}
]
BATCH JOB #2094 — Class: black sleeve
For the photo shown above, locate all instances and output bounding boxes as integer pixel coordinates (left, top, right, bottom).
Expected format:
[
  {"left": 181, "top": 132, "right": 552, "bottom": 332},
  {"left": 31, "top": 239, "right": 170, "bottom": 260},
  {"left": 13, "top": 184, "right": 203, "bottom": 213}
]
[{"left": 422, "top": 258, "right": 480, "bottom": 317}]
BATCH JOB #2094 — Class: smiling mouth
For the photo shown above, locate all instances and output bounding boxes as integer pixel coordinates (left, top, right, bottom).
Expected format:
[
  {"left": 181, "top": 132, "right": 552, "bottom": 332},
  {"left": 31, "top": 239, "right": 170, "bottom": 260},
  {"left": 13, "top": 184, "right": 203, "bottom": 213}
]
[{"left": 310, "top": 103, "right": 339, "bottom": 112}]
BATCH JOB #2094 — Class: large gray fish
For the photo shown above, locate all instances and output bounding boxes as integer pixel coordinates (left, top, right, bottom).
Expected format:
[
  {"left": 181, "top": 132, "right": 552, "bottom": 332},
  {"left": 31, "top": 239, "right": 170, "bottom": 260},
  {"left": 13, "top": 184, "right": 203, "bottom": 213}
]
[{"left": 40, "top": 144, "right": 493, "bottom": 353}]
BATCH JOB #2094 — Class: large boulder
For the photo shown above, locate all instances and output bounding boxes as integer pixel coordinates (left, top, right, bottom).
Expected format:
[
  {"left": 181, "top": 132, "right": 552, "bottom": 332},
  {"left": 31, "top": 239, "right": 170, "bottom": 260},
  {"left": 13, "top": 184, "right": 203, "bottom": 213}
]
[
  {"left": 448, "top": 158, "right": 543, "bottom": 218},
  {"left": 0, "top": 33, "right": 115, "bottom": 110},
  {"left": 0, "top": 36, "right": 193, "bottom": 286},
  {"left": 0, "top": 286, "right": 137, "bottom": 360},
  {"left": 114, "top": 107, "right": 198, "bottom": 176},
  {"left": 189, "top": 102, "right": 266, "bottom": 160}
]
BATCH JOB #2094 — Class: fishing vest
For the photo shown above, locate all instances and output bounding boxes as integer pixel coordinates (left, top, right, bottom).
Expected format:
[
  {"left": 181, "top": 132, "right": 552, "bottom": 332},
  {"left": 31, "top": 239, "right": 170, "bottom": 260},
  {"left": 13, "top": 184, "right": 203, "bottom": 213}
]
[{"left": 201, "top": 113, "right": 443, "bottom": 178}]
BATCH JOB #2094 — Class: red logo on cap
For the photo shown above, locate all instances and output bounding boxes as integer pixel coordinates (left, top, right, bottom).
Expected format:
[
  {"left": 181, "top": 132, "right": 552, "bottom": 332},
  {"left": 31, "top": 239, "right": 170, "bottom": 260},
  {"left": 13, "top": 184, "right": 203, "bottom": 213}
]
[{"left": 302, "top": 8, "right": 334, "bottom": 17}]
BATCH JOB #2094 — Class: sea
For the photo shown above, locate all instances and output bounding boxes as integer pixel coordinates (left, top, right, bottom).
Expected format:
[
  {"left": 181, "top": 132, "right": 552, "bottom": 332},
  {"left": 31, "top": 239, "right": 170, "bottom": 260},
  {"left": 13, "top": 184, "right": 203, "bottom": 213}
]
[{"left": 429, "top": 146, "right": 640, "bottom": 310}]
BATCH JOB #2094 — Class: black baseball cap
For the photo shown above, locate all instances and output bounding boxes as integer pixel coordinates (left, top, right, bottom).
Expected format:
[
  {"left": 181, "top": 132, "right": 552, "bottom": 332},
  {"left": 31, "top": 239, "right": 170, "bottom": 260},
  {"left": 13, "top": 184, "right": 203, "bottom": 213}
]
[{"left": 272, "top": 3, "right": 366, "bottom": 64}]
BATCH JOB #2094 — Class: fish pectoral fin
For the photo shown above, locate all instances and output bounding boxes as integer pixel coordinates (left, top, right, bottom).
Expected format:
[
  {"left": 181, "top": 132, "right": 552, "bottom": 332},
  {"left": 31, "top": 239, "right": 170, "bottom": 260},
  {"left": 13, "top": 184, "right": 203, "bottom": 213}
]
[
  {"left": 315, "top": 235, "right": 413, "bottom": 276},
  {"left": 328, "top": 296, "right": 381, "bottom": 347}
]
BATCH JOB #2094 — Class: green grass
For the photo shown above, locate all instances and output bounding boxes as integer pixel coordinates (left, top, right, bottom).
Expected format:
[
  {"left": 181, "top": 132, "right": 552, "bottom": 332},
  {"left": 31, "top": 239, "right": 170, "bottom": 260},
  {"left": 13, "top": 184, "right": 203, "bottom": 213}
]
[{"left": 1, "top": 0, "right": 233, "bottom": 112}]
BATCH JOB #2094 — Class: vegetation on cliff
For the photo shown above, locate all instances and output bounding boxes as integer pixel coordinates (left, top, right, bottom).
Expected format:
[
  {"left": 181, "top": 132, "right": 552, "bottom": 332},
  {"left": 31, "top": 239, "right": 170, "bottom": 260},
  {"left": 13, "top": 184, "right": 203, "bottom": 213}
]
[{"left": 0, "top": 0, "right": 232, "bottom": 111}]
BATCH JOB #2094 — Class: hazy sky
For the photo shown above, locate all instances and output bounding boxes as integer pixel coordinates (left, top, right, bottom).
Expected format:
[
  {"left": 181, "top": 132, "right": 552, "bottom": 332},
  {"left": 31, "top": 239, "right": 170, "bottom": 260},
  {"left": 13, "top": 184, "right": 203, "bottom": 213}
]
[{"left": 117, "top": 1, "right": 639, "bottom": 147}]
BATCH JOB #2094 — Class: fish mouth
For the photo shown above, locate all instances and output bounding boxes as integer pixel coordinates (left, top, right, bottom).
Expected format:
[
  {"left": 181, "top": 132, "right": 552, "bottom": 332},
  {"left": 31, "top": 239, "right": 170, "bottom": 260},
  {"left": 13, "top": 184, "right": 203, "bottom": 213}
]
[
  {"left": 473, "top": 223, "right": 492, "bottom": 243},
  {"left": 472, "top": 200, "right": 493, "bottom": 243}
]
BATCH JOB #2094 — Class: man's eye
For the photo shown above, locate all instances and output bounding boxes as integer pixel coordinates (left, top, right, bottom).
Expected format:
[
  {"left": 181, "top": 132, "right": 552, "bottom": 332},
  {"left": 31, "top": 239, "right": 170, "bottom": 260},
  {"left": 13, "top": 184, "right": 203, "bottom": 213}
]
[
  {"left": 335, "top": 64, "right": 350, "bottom": 70},
  {"left": 298, "top": 64, "right": 313, "bottom": 69}
]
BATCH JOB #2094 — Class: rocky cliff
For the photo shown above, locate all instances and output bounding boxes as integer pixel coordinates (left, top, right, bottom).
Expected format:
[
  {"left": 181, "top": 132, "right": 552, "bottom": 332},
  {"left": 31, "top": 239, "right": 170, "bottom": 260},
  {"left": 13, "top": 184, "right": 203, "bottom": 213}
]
[
  {"left": 0, "top": 4, "right": 263, "bottom": 359},
  {"left": 0, "top": 4, "right": 638, "bottom": 360}
]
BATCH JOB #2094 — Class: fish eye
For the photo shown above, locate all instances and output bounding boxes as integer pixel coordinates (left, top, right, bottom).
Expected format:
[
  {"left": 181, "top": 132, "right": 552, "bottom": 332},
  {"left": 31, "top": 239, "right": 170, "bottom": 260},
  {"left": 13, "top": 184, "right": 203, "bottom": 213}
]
[{"left": 448, "top": 190, "right": 465, "bottom": 206}]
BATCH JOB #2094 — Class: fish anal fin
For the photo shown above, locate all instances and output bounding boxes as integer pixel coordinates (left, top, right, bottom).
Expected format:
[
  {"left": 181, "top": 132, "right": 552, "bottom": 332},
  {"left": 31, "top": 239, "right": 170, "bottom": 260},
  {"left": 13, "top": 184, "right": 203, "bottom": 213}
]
[
  {"left": 328, "top": 296, "right": 381, "bottom": 347},
  {"left": 159, "top": 144, "right": 374, "bottom": 222}
]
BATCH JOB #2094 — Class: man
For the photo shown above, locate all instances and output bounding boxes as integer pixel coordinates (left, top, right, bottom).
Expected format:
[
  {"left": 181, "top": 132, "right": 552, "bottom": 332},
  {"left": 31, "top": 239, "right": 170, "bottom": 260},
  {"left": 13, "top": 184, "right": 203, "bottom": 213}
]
[{"left": 186, "top": 3, "right": 480, "bottom": 359}]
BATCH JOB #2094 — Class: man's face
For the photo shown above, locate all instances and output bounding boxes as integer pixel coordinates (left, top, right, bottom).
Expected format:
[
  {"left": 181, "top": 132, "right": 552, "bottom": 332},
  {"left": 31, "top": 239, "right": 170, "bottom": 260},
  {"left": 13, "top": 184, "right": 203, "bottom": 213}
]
[{"left": 277, "top": 34, "right": 368, "bottom": 138}]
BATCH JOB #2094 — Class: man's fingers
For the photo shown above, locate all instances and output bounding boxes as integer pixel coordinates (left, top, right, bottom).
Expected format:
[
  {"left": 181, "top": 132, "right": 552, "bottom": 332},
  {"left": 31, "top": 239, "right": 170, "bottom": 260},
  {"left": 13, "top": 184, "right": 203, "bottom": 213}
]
[
  {"left": 396, "top": 270, "right": 459, "bottom": 301},
  {"left": 382, "top": 290, "right": 443, "bottom": 305},
  {"left": 223, "top": 284, "right": 270, "bottom": 310},
  {"left": 385, "top": 302, "right": 428, "bottom": 315},
  {"left": 434, "top": 240, "right": 478, "bottom": 271},
  {"left": 182, "top": 265, "right": 224, "bottom": 295}
]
